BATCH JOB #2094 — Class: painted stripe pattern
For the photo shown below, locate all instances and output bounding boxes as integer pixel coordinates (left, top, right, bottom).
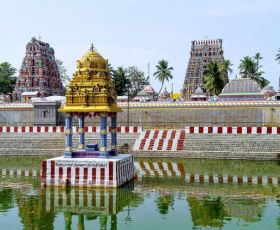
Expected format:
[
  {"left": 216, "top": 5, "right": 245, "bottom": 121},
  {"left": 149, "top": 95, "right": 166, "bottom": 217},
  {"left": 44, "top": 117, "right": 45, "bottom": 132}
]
[
  {"left": 42, "top": 187, "right": 118, "bottom": 214},
  {"left": 0, "top": 168, "right": 40, "bottom": 177},
  {"left": 133, "top": 127, "right": 280, "bottom": 151},
  {"left": 133, "top": 130, "right": 185, "bottom": 151},
  {"left": 134, "top": 161, "right": 280, "bottom": 186},
  {"left": 41, "top": 156, "right": 134, "bottom": 188},
  {"left": 0, "top": 126, "right": 142, "bottom": 133},
  {"left": 185, "top": 126, "right": 280, "bottom": 134},
  {"left": 1, "top": 162, "right": 279, "bottom": 186}
]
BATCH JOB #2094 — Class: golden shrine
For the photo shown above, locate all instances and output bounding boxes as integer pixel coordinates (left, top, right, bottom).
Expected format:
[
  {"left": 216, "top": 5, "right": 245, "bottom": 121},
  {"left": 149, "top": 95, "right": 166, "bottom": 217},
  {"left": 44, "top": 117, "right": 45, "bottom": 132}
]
[
  {"left": 58, "top": 44, "right": 122, "bottom": 158},
  {"left": 59, "top": 44, "right": 121, "bottom": 113},
  {"left": 41, "top": 45, "right": 134, "bottom": 188}
]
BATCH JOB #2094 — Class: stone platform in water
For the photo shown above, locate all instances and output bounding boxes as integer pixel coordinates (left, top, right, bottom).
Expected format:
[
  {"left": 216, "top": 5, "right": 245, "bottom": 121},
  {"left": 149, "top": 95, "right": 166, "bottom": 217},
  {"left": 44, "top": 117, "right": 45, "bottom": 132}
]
[{"left": 41, "top": 154, "right": 134, "bottom": 188}]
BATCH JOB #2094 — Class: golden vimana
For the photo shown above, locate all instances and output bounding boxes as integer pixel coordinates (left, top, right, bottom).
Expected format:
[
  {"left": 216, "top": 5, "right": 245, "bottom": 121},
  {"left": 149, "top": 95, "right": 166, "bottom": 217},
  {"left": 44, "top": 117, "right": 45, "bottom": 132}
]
[{"left": 59, "top": 44, "right": 121, "bottom": 113}]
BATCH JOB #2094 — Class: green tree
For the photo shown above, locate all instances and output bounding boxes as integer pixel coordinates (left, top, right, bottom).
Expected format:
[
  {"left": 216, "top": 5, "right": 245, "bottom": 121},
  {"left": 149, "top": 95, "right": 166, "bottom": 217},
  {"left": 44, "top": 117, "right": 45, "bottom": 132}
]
[
  {"left": 239, "top": 54, "right": 269, "bottom": 88},
  {"left": 108, "top": 63, "right": 114, "bottom": 77},
  {"left": 276, "top": 48, "right": 280, "bottom": 64},
  {"left": 126, "top": 66, "right": 149, "bottom": 98},
  {"left": 254, "top": 52, "right": 263, "bottom": 69},
  {"left": 153, "top": 60, "right": 173, "bottom": 98},
  {"left": 56, "top": 59, "right": 70, "bottom": 85},
  {"left": 203, "top": 62, "right": 225, "bottom": 95},
  {"left": 219, "top": 59, "right": 233, "bottom": 83},
  {"left": 0, "top": 62, "right": 17, "bottom": 94},
  {"left": 112, "top": 67, "right": 131, "bottom": 96}
]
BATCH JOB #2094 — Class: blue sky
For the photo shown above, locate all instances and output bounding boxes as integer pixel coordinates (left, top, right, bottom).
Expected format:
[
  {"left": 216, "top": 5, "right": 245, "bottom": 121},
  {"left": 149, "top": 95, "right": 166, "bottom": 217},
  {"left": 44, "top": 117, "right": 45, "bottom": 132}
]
[{"left": 0, "top": 0, "right": 280, "bottom": 92}]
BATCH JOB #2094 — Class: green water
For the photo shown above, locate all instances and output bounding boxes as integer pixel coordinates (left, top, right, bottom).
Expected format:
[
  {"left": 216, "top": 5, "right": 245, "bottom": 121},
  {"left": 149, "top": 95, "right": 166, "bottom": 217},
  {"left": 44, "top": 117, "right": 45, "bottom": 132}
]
[{"left": 0, "top": 156, "right": 279, "bottom": 230}]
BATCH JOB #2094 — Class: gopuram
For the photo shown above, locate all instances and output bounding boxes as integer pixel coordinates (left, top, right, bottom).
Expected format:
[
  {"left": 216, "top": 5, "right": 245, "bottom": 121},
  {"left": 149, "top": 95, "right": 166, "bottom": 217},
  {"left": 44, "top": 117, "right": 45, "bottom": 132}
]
[
  {"left": 41, "top": 45, "right": 134, "bottom": 188},
  {"left": 183, "top": 39, "right": 227, "bottom": 99},
  {"left": 14, "top": 37, "right": 64, "bottom": 101}
]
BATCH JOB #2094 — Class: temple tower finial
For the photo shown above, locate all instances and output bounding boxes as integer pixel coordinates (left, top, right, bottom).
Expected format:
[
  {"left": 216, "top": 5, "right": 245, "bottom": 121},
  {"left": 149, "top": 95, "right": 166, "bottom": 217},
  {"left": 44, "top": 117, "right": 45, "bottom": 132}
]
[{"left": 90, "top": 43, "right": 94, "bottom": 51}]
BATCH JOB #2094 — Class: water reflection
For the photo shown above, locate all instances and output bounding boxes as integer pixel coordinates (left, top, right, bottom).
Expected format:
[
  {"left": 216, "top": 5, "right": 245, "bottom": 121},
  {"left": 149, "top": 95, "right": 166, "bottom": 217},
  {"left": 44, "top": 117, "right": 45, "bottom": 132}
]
[
  {"left": 156, "top": 194, "right": 174, "bottom": 215},
  {"left": 17, "top": 190, "right": 55, "bottom": 230},
  {"left": 188, "top": 195, "right": 226, "bottom": 228},
  {"left": 0, "top": 188, "right": 14, "bottom": 212},
  {"left": 0, "top": 156, "right": 279, "bottom": 229}
]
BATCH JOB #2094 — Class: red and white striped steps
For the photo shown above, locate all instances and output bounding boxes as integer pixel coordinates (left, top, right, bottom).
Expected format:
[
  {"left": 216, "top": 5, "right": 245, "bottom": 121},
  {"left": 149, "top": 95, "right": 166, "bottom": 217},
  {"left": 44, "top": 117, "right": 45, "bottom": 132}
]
[
  {"left": 133, "top": 127, "right": 280, "bottom": 151},
  {"left": 133, "top": 130, "right": 185, "bottom": 151}
]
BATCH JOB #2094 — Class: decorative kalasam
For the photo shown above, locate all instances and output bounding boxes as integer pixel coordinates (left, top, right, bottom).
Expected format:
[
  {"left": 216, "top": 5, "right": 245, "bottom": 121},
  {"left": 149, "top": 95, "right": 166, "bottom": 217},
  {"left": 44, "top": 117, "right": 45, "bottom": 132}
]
[{"left": 59, "top": 44, "right": 121, "bottom": 113}]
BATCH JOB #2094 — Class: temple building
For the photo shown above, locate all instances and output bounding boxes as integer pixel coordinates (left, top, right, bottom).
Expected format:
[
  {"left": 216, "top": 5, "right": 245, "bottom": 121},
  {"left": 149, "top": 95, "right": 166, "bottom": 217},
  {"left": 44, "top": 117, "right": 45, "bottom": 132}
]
[
  {"left": 14, "top": 37, "right": 64, "bottom": 101},
  {"left": 190, "top": 86, "right": 207, "bottom": 101},
  {"left": 58, "top": 44, "right": 121, "bottom": 157},
  {"left": 219, "top": 78, "right": 265, "bottom": 101},
  {"left": 261, "top": 85, "right": 275, "bottom": 100},
  {"left": 133, "top": 85, "right": 156, "bottom": 102},
  {"left": 42, "top": 45, "right": 134, "bottom": 188},
  {"left": 183, "top": 39, "right": 227, "bottom": 99}
]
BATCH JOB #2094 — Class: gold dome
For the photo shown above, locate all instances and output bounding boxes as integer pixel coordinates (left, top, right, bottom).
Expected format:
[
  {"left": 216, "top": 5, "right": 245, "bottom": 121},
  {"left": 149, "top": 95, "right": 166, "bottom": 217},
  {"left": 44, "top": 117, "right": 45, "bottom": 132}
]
[
  {"left": 77, "top": 44, "right": 108, "bottom": 72},
  {"left": 58, "top": 45, "right": 122, "bottom": 113}
]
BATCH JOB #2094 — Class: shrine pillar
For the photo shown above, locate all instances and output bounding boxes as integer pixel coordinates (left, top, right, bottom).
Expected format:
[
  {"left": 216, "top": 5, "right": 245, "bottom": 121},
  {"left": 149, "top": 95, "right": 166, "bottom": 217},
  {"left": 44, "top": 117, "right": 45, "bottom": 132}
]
[
  {"left": 100, "top": 113, "right": 108, "bottom": 154},
  {"left": 111, "top": 113, "right": 117, "bottom": 154},
  {"left": 78, "top": 113, "right": 85, "bottom": 150},
  {"left": 65, "top": 112, "right": 73, "bottom": 157}
]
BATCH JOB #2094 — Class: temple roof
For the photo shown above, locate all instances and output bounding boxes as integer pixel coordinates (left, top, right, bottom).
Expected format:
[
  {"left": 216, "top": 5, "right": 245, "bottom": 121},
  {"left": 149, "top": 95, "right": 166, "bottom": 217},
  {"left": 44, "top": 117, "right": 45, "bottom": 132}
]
[
  {"left": 193, "top": 86, "right": 205, "bottom": 95},
  {"left": 220, "top": 78, "right": 263, "bottom": 95},
  {"left": 143, "top": 85, "right": 155, "bottom": 94},
  {"left": 59, "top": 45, "right": 122, "bottom": 113},
  {"left": 261, "top": 85, "right": 275, "bottom": 94}
]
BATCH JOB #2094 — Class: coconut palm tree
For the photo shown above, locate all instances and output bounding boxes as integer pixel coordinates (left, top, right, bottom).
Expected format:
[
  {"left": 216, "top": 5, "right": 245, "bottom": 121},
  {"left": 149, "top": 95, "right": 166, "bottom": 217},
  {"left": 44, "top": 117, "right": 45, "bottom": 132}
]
[
  {"left": 221, "top": 59, "right": 233, "bottom": 75},
  {"left": 239, "top": 56, "right": 256, "bottom": 79},
  {"left": 239, "top": 55, "right": 268, "bottom": 88},
  {"left": 203, "top": 62, "right": 225, "bottom": 95},
  {"left": 219, "top": 59, "right": 233, "bottom": 84},
  {"left": 153, "top": 60, "right": 173, "bottom": 98},
  {"left": 107, "top": 63, "right": 114, "bottom": 77},
  {"left": 276, "top": 48, "right": 280, "bottom": 64},
  {"left": 254, "top": 52, "right": 263, "bottom": 69}
]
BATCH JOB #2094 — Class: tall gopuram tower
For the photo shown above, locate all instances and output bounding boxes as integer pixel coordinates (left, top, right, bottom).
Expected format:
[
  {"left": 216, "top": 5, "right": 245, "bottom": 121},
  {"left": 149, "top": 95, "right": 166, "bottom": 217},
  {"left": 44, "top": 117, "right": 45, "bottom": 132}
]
[
  {"left": 14, "top": 37, "right": 63, "bottom": 100},
  {"left": 183, "top": 39, "right": 227, "bottom": 99},
  {"left": 41, "top": 45, "right": 134, "bottom": 188}
]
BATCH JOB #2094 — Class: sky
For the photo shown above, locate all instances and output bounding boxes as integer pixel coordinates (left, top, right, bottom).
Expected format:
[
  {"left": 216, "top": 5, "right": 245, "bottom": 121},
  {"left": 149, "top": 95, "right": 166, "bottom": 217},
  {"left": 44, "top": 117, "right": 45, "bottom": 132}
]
[{"left": 0, "top": 0, "right": 280, "bottom": 92}]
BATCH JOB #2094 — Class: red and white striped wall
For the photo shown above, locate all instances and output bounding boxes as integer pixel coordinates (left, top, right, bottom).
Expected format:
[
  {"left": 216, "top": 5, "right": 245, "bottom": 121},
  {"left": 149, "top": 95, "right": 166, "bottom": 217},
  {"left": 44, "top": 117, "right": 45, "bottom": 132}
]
[
  {"left": 135, "top": 161, "right": 280, "bottom": 186},
  {"left": 133, "top": 130, "right": 185, "bottom": 151},
  {"left": 41, "top": 155, "right": 134, "bottom": 188},
  {"left": 185, "top": 126, "right": 280, "bottom": 134},
  {"left": 0, "top": 126, "right": 142, "bottom": 134}
]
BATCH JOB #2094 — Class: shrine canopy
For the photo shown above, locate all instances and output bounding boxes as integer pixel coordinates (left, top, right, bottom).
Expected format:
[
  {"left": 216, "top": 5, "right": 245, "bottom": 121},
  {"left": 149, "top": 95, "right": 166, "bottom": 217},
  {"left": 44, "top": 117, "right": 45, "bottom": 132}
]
[{"left": 58, "top": 44, "right": 122, "bottom": 114}]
